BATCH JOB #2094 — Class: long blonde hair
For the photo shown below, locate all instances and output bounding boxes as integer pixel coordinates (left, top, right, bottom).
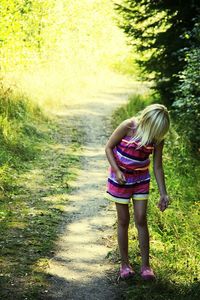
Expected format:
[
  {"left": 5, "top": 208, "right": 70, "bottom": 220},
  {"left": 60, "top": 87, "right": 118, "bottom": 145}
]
[{"left": 132, "top": 104, "right": 170, "bottom": 147}]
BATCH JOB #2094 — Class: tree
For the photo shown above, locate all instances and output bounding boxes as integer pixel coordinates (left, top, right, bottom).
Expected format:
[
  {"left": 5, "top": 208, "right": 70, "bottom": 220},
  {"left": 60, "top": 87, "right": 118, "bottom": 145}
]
[
  {"left": 172, "top": 21, "right": 200, "bottom": 150},
  {"left": 115, "top": 0, "right": 200, "bottom": 106}
]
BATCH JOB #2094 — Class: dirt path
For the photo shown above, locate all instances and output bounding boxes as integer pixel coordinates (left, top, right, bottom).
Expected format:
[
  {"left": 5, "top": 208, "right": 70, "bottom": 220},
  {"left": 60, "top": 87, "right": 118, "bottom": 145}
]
[{"left": 44, "top": 75, "right": 140, "bottom": 300}]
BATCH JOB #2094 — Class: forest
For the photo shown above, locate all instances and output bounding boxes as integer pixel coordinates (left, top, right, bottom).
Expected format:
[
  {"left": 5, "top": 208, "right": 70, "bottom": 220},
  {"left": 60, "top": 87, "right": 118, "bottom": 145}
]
[
  {"left": 116, "top": 0, "right": 200, "bottom": 149},
  {"left": 0, "top": 0, "right": 199, "bottom": 299}
]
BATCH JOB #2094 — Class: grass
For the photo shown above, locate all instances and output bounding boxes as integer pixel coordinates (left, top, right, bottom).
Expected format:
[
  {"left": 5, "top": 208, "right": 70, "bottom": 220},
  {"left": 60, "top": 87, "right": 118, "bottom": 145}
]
[
  {"left": 111, "top": 93, "right": 200, "bottom": 300},
  {"left": 0, "top": 82, "right": 46, "bottom": 191},
  {"left": 0, "top": 84, "right": 82, "bottom": 299}
]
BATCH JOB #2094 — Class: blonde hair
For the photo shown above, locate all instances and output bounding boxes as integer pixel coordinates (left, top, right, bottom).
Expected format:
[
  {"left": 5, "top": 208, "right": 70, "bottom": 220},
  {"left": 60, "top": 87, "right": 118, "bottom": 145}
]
[{"left": 132, "top": 103, "right": 170, "bottom": 147}]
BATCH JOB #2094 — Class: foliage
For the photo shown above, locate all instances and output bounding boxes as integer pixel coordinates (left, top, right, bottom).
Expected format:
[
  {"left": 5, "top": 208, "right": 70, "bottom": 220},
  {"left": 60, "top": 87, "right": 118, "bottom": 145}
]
[
  {"left": 0, "top": 81, "right": 47, "bottom": 192},
  {"left": 0, "top": 0, "right": 131, "bottom": 107},
  {"left": 115, "top": 0, "right": 200, "bottom": 105},
  {"left": 172, "top": 22, "right": 200, "bottom": 150},
  {"left": 112, "top": 93, "right": 200, "bottom": 300}
]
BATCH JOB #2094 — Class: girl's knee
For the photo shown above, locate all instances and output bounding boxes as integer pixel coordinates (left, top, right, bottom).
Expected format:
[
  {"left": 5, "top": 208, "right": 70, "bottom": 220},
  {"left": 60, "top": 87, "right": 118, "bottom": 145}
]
[
  {"left": 116, "top": 203, "right": 130, "bottom": 228},
  {"left": 135, "top": 214, "right": 147, "bottom": 227},
  {"left": 118, "top": 216, "right": 130, "bottom": 228}
]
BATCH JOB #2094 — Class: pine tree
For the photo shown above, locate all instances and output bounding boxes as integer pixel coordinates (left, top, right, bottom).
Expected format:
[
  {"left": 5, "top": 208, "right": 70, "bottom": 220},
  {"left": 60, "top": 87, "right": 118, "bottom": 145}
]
[{"left": 115, "top": 0, "right": 200, "bottom": 105}]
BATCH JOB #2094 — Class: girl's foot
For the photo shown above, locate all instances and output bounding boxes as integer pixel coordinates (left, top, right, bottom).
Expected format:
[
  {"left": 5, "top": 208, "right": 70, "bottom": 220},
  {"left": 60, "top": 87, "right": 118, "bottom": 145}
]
[
  {"left": 141, "top": 266, "right": 156, "bottom": 280},
  {"left": 119, "top": 264, "right": 135, "bottom": 279}
]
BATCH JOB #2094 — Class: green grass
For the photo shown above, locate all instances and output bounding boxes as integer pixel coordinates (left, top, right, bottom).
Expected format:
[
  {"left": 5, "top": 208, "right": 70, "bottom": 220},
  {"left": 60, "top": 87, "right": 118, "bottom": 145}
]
[
  {"left": 0, "top": 85, "right": 82, "bottom": 299},
  {"left": 111, "top": 94, "right": 200, "bottom": 300},
  {"left": 0, "top": 83, "right": 46, "bottom": 192}
]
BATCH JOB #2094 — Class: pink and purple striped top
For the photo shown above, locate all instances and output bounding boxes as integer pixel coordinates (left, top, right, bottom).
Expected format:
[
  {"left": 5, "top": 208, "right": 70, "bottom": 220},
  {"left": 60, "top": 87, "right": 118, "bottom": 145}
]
[{"left": 113, "top": 125, "right": 154, "bottom": 172}]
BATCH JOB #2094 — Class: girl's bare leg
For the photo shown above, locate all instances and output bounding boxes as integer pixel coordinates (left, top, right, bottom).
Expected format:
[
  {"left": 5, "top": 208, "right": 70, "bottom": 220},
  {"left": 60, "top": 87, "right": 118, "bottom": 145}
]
[
  {"left": 115, "top": 203, "right": 130, "bottom": 267},
  {"left": 133, "top": 200, "right": 149, "bottom": 267}
]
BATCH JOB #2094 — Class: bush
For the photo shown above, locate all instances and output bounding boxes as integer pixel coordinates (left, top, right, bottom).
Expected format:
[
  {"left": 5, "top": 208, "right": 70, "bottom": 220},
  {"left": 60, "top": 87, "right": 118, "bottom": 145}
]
[
  {"left": 172, "top": 23, "right": 200, "bottom": 151},
  {"left": 115, "top": 0, "right": 200, "bottom": 106}
]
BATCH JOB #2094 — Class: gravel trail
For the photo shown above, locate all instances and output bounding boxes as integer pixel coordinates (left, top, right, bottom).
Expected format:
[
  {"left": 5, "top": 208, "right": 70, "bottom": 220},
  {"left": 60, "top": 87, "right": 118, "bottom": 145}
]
[{"left": 45, "top": 75, "right": 141, "bottom": 300}]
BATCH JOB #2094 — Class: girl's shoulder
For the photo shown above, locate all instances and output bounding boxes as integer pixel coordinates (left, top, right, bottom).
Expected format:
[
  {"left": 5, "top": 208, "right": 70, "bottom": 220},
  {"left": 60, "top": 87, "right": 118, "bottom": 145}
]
[
  {"left": 130, "top": 117, "right": 138, "bottom": 129},
  {"left": 153, "top": 139, "right": 165, "bottom": 148},
  {"left": 123, "top": 117, "right": 137, "bottom": 137}
]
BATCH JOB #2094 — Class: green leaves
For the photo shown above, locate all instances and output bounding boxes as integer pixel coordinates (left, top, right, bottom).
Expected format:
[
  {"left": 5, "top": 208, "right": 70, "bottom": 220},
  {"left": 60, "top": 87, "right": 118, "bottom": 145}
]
[
  {"left": 115, "top": 1, "right": 200, "bottom": 105},
  {"left": 172, "top": 23, "right": 200, "bottom": 151}
]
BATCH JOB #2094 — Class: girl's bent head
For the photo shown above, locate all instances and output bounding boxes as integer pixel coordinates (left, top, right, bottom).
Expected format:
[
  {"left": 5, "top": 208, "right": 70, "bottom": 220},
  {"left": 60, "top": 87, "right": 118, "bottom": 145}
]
[{"left": 134, "top": 103, "right": 170, "bottom": 146}]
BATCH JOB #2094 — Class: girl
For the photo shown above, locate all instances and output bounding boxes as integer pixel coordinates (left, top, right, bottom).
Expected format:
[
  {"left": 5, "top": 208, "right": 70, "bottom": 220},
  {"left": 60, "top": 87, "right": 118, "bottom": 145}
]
[{"left": 105, "top": 103, "right": 170, "bottom": 280}]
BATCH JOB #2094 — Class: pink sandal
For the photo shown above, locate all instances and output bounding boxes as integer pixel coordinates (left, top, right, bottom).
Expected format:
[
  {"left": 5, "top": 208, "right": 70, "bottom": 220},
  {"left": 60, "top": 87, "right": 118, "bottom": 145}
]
[
  {"left": 141, "top": 266, "right": 156, "bottom": 280},
  {"left": 119, "top": 265, "right": 135, "bottom": 279}
]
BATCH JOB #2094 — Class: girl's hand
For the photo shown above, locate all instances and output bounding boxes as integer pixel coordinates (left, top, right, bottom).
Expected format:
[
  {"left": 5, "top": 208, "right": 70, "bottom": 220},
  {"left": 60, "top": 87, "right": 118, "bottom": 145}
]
[
  {"left": 115, "top": 170, "right": 126, "bottom": 185},
  {"left": 157, "top": 194, "right": 170, "bottom": 212}
]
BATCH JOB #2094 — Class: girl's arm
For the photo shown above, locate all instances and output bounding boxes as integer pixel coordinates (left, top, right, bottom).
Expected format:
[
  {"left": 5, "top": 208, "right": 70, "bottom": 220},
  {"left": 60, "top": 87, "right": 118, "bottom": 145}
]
[
  {"left": 153, "top": 140, "right": 169, "bottom": 212},
  {"left": 105, "top": 119, "right": 132, "bottom": 184}
]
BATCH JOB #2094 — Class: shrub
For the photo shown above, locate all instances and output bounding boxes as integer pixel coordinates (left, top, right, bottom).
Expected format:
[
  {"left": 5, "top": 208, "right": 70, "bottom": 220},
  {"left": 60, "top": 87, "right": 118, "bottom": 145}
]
[{"left": 172, "top": 23, "right": 200, "bottom": 151}]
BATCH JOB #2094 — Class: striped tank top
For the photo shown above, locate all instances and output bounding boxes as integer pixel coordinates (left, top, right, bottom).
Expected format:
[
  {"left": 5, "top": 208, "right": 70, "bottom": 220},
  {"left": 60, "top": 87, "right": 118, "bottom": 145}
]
[{"left": 113, "top": 123, "right": 154, "bottom": 172}]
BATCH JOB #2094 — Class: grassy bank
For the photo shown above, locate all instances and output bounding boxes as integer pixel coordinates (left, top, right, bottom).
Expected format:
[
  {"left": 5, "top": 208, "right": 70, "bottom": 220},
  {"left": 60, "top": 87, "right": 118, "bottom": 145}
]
[
  {"left": 112, "top": 94, "right": 200, "bottom": 300},
  {"left": 0, "top": 83, "right": 46, "bottom": 191},
  {"left": 0, "top": 86, "right": 82, "bottom": 299}
]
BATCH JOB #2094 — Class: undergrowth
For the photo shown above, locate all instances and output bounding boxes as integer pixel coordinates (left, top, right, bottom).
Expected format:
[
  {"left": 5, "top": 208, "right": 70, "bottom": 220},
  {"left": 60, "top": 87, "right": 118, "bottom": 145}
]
[
  {"left": 0, "top": 82, "right": 47, "bottom": 192},
  {"left": 112, "top": 94, "right": 200, "bottom": 300}
]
